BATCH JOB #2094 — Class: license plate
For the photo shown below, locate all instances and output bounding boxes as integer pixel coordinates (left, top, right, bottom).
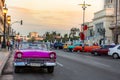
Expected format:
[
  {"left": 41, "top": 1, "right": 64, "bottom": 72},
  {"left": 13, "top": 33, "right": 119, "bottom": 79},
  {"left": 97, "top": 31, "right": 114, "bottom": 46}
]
[{"left": 30, "top": 63, "right": 41, "bottom": 67}]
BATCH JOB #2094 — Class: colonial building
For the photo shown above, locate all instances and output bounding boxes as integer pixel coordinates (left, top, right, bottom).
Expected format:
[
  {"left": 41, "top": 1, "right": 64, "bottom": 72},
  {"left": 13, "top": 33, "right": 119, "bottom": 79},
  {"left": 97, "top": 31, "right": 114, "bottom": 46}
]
[
  {"left": 29, "top": 32, "right": 39, "bottom": 38},
  {"left": 109, "top": 0, "right": 120, "bottom": 44},
  {"left": 86, "top": 0, "right": 115, "bottom": 45},
  {"left": 28, "top": 32, "right": 43, "bottom": 41}
]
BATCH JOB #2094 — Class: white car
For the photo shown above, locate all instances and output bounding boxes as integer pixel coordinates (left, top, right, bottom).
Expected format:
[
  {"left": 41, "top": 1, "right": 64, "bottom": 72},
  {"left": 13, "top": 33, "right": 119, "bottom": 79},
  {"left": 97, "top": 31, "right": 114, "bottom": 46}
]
[{"left": 108, "top": 45, "right": 120, "bottom": 59}]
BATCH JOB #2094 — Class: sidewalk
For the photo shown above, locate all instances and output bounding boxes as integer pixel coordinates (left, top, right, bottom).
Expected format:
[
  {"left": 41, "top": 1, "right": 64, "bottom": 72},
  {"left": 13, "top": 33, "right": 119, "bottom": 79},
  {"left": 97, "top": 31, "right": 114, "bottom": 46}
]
[{"left": 0, "top": 49, "right": 10, "bottom": 75}]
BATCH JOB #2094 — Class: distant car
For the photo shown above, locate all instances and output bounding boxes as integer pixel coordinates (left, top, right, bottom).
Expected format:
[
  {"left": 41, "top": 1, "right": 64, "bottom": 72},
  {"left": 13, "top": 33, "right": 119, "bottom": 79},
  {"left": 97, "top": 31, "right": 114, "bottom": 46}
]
[
  {"left": 108, "top": 45, "right": 120, "bottom": 59},
  {"left": 73, "top": 46, "right": 82, "bottom": 52},
  {"left": 73, "top": 45, "right": 100, "bottom": 52},
  {"left": 54, "top": 42, "right": 63, "bottom": 49},
  {"left": 84, "top": 45, "right": 100, "bottom": 52},
  {"left": 63, "top": 43, "right": 71, "bottom": 51},
  {"left": 91, "top": 45, "right": 115, "bottom": 56},
  {"left": 14, "top": 42, "right": 56, "bottom": 73},
  {"left": 68, "top": 43, "right": 83, "bottom": 52}
]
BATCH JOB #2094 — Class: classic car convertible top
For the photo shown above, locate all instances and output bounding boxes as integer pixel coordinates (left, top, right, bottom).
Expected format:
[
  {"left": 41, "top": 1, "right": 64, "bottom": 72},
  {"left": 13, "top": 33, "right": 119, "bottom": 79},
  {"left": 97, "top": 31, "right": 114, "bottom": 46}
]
[{"left": 14, "top": 42, "right": 56, "bottom": 73}]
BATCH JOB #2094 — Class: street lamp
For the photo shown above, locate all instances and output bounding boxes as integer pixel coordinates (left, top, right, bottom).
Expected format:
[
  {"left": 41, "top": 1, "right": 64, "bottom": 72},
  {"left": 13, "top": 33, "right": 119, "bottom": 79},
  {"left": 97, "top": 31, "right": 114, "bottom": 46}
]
[
  {"left": 79, "top": 1, "right": 91, "bottom": 43},
  {"left": 7, "top": 15, "right": 11, "bottom": 37},
  {"left": 2, "top": 4, "right": 8, "bottom": 48}
]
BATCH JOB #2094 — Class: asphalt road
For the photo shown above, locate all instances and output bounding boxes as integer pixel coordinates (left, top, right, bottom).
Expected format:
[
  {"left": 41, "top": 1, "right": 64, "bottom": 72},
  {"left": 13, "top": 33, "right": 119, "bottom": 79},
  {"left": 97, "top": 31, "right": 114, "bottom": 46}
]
[{"left": 0, "top": 50, "right": 120, "bottom": 80}]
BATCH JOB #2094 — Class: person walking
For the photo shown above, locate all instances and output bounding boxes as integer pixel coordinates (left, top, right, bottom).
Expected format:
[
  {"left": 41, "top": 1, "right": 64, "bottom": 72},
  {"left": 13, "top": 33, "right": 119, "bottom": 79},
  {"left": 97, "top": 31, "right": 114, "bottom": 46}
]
[
  {"left": 10, "top": 40, "right": 13, "bottom": 51},
  {"left": 7, "top": 40, "right": 10, "bottom": 51}
]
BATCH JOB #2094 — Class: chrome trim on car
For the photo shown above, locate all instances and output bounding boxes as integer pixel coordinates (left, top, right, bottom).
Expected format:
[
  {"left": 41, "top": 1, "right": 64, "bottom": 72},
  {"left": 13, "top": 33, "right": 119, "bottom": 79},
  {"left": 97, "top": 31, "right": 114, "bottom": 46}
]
[
  {"left": 44, "top": 62, "right": 56, "bottom": 66},
  {"left": 14, "top": 62, "right": 26, "bottom": 66},
  {"left": 14, "top": 62, "right": 56, "bottom": 67}
]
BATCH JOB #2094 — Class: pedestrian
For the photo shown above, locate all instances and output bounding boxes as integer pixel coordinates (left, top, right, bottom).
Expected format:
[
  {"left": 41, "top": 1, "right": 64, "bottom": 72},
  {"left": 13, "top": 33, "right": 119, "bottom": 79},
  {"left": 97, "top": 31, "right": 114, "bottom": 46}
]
[
  {"left": 7, "top": 40, "right": 10, "bottom": 51},
  {"left": 10, "top": 40, "right": 13, "bottom": 51}
]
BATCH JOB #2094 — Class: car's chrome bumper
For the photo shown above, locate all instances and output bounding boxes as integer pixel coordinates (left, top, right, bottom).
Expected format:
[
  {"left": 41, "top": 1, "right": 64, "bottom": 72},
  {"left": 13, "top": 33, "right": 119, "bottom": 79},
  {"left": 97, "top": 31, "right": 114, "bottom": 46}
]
[{"left": 14, "top": 62, "right": 56, "bottom": 67}]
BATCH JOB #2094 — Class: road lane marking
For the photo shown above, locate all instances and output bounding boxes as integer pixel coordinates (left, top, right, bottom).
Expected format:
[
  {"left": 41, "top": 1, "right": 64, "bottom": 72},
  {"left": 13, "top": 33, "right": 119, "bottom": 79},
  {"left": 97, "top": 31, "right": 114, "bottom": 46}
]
[{"left": 57, "top": 62, "right": 63, "bottom": 67}]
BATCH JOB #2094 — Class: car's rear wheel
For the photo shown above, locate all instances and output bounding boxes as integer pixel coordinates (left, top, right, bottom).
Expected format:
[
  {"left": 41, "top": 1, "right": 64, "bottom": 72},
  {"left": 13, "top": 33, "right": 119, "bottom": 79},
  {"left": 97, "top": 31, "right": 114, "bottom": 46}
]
[
  {"left": 112, "top": 53, "right": 119, "bottom": 59},
  {"left": 14, "top": 66, "right": 21, "bottom": 73},
  {"left": 47, "top": 66, "right": 54, "bottom": 73},
  {"left": 94, "top": 52, "right": 98, "bottom": 56},
  {"left": 77, "top": 50, "right": 80, "bottom": 53}
]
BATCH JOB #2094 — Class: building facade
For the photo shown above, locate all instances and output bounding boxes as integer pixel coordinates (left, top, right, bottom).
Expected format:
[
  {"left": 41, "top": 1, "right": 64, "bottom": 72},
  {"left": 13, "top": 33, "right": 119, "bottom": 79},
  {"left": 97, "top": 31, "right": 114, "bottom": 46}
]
[
  {"left": 0, "top": 0, "right": 4, "bottom": 43},
  {"left": 29, "top": 32, "right": 39, "bottom": 38},
  {"left": 85, "top": 0, "right": 115, "bottom": 45},
  {"left": 109, "top": 0, "right": 120, "bottom": 44}
]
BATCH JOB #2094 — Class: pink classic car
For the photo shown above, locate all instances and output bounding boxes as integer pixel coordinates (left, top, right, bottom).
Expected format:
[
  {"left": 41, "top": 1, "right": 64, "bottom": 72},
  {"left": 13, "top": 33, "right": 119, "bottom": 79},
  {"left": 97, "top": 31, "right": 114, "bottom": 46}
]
[{"left": 14, "top": 42, "right": 56, "bottom": 73}]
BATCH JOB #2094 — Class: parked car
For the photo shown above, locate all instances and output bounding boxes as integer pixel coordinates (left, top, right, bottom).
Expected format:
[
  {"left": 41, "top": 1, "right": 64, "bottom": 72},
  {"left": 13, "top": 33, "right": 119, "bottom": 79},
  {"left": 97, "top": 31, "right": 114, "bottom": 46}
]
[
  {"left": 73, "top": 44, "right": 100, "bottom": 52},
  {"left": 73, "top": 45, "right": 82, "bottom": 52},
  {"left": 63, "top": 43, "right": 71, "bottom": 51},
  {"left": 54, "top": 42, "right": 63, "bottom": 49},
  {"left": 108, "top": 45, "right": 120, "bottom": 59},
  {"left": 91, "top": 45, "right": 115, "bottom": 56},
  {"left": 68, "top": 43, "right": 83, "bottom": 52},
  {"left": 84, "top": 45, "right": 100, "bottom": 52},
  {"left": 14, "top": 42, "right": 56, "bottom": 73}
]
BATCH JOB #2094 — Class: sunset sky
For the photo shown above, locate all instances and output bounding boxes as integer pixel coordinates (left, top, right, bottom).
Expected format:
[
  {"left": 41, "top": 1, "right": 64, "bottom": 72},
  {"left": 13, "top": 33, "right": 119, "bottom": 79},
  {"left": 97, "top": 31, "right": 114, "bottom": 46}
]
[{"left": 5, "top": 0, "right": 104, "bottom": 36}]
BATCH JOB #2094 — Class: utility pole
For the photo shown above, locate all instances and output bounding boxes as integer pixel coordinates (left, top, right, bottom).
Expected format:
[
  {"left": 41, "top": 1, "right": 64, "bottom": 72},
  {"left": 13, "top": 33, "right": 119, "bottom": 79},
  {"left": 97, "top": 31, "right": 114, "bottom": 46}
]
[
  {"left": 115, "top": 0, "right": 118, "bottom": 44},
  {"left": 79, "top": 1, "right": 91, "bottom": 43}
]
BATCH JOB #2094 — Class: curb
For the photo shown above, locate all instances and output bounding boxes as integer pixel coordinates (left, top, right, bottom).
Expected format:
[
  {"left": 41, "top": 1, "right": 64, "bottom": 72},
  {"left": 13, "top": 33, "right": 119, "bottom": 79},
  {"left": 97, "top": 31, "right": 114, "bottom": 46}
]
[{"left": 0, "top": 51, "right": 10, "bottom": 75}]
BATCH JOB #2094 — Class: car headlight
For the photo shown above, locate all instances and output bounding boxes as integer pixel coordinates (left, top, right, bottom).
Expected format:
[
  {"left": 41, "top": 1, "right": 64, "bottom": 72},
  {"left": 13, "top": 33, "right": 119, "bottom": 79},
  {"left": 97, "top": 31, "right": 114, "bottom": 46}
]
[
  {"left": 17, "top": 53, "right": 22, "bottom": 58},
  {"left": 50, "top": 53, "right": 56, "bottom": 59},
  {"left": 50, "top": 54, "right": 55, "bottom": 59}
]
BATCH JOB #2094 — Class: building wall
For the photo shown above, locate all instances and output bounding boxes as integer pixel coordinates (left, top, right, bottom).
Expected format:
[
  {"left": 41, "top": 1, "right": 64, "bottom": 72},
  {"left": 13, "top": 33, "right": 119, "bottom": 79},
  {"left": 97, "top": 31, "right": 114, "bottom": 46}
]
[
  {"left": 104, "top": 0, "right": 114, "bottom": 8},
  {"left": 92, "top": 8, "right": 114, "bottom": 44},
  {"left": 0, "top": 0, "right": 4, "bottom": 41},
  {"left": 29, "top": 32, "right": 39, "bottom": 38},
  {"left": 83, "top": 0, "right": 120, "bottom": 44},
  {"left": 109, "top": 0, "right": 120, "bottom": 43}
]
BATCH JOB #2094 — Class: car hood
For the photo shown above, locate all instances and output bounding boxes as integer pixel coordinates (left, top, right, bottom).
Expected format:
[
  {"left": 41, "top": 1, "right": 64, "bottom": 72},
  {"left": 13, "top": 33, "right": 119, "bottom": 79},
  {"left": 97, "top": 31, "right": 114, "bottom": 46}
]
[{"left": 16, "top": 50, "right": 54, "bottom": 58}]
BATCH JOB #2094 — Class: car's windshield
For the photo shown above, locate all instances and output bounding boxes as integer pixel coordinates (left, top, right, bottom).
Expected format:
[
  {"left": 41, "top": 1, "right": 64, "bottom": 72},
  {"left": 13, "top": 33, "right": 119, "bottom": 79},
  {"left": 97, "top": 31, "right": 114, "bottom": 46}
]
[
  {"left": 101, "top": 45, "right": 115, "bottom": 49},
  {"left": 19, "top": 42, "right": 48, "bottom": 50}
]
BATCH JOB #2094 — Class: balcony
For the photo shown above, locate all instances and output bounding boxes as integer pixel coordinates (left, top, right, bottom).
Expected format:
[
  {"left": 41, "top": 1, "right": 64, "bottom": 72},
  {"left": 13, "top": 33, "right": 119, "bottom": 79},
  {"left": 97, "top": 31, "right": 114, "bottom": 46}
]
[{"left": 93, "top": 8, "right": 114, "bottom": 20}]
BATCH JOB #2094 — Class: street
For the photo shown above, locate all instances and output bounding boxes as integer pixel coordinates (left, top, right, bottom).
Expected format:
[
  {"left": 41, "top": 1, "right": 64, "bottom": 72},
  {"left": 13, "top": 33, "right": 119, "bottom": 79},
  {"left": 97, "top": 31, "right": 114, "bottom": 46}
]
[{"left": 0, "top": 50, "right": 120, "bottom": 80}]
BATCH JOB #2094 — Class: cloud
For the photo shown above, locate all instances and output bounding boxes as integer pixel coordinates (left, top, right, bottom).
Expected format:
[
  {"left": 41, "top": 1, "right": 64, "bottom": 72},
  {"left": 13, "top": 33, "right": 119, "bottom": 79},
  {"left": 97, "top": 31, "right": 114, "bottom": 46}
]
[{"left": 7, "top": 6, "right": 95, "bottom": 36}]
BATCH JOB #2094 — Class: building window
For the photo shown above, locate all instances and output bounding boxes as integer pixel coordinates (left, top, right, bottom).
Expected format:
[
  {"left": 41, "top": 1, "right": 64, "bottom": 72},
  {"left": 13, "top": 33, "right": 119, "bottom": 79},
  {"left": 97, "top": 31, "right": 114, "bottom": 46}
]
[
  {"left": 90, "top": 29, "right": 94, "bottom": 37},
  {"left": 95, "top": 22, "right": 104, "bottom": 36},
  {"left": 111, "top": 0, "right": 113, "bottom": 3},
  {"left": 106, "top": 0, "right": 112, "bottom": 3},
  {"left": 107, "top": 0, "right": 110, "bottom": 3}
]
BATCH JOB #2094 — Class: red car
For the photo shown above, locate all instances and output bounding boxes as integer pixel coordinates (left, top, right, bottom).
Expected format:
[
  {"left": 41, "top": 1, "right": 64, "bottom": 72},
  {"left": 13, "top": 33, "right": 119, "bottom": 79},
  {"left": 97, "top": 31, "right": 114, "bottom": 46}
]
[
  {"left": 91, "top": 45, "right": 115, "bottom": 56},
  {"left": 73, "top": 45, "right": 100, "bottom": 52}
]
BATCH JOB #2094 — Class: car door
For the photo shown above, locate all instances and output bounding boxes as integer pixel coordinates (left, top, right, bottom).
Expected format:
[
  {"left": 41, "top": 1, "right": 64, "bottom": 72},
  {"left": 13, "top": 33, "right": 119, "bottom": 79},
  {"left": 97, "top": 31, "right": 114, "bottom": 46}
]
[
  {"left": 99, "top": 45, "right": 108, "bottom": 54},
  {"left": 116, "top": 45, "right": 120, "bottom": 55}
]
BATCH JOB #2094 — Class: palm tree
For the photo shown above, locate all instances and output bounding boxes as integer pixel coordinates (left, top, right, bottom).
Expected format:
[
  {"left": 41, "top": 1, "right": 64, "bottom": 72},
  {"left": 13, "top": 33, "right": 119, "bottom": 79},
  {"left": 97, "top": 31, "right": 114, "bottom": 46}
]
[
  {"left": 63, "top": 33, "right": 68, "bottom": 42},
  {"left": 52, "top": 31, "right": 57, "bottom": 36},
  {"left": 70, "top": 28, "right": 80, "bottom": 38}
]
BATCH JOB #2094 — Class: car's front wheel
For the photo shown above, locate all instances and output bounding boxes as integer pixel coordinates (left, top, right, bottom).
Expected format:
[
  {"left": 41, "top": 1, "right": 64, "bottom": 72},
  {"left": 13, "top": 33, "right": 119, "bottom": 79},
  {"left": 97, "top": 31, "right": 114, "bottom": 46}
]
[
  {"left": 14, "top": 66, "right": 21, "bottom": 73},
  {"left": 77, "top": 50, "right": 80, "bottom": 53},
  {"left": 47, "top": 66, "right": 54, "bottom": 73},
  {"left": 112, "top": 53, "right": 119, "bottom": 59}
]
